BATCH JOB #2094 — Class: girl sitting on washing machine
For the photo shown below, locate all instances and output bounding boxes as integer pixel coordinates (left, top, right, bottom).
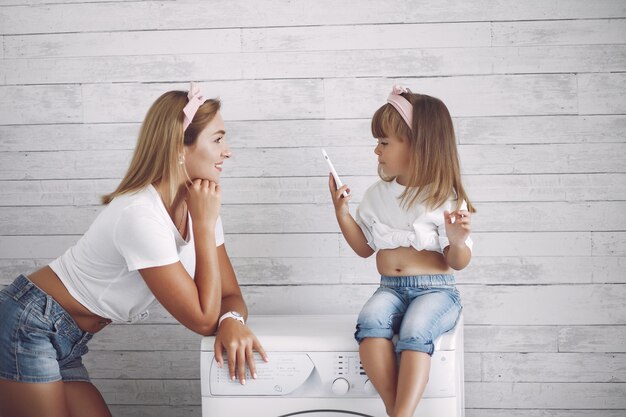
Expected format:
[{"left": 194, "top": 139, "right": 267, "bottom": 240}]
[{"left": 327, "top": 85, "right": 475, "bottom": 417}]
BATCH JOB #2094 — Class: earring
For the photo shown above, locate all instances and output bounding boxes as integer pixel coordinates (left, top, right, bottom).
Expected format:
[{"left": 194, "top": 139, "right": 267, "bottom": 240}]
[{"left": 178, "top": 154, "right": 185, "bottom": 165}]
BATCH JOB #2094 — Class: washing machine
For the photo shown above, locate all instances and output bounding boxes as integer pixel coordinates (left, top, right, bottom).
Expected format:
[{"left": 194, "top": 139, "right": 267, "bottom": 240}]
[{"left": 200, "top": 314, "right": 465, "bottom": 417}]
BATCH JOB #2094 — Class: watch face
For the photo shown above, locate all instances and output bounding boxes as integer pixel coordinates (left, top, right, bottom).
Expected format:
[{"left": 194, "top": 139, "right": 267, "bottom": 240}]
[{"left": 231, "top": 311, "right": 242, "bottom": 318}]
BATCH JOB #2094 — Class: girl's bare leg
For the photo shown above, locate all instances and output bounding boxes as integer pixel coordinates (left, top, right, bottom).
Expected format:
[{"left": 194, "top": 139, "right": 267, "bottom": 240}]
[
  {"left": 359, "top": 337, "right": 398, "bottom": 415},
  {"left": 392, "top": 351, "right": 431, "bottom": 417}
]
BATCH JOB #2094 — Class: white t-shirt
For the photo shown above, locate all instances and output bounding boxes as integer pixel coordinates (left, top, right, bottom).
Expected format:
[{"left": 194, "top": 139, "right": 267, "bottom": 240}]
[
  {"left": 355, "top": 179, "right": 473, "bottom": 254},
  {"left": 49, "top": 184, "right": 225, "bottom": 323}
]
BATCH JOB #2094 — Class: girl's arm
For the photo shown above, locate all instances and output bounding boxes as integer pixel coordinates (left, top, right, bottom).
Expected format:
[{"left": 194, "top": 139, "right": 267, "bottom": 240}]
[
  {"left": 443, "top": 209, "right": 472, "bottom": 270},
  {"left": 329, "top": 174, "right": 375, "bottom": 258}
]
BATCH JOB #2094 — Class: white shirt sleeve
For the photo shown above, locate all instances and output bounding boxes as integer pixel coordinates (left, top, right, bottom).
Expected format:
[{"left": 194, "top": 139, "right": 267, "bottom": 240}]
[
  {"left": 114, "top": 205, "right": 180, "bottom": 271},
  {"left": 437, "top": 199, "right": 474, "bottom": 253}
]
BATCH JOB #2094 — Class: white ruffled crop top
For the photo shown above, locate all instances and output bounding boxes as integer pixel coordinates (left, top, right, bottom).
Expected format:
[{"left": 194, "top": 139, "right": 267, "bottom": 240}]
[{"left": 355, "top": 178, "right": 473, "bottom": 254}]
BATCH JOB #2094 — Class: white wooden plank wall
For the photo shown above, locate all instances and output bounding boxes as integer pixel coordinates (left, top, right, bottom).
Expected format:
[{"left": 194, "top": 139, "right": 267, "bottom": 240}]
[{"left": 1, "top": 1, "right": 625, "bottom": 416}]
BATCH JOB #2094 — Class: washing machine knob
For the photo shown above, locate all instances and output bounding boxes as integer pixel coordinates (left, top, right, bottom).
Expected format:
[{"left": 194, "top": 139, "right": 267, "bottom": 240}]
[
  {"left": 331, "top": 378, "right": 350, "bottom": 395},
  {"left": 364, "top": 379, "right": 377, "bottom": 395}
]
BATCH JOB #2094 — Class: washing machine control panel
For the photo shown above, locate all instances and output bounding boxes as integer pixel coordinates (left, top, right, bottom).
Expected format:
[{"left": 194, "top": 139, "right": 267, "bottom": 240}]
[
  {"left": 202, "top": 350, "right": 456, "bottom": 398},
  {"left": 203, "top": 352, "right": 381, "bottom": 397}
]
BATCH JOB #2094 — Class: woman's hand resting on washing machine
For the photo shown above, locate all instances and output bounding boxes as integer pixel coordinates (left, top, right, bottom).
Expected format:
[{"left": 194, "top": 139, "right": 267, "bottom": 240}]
[{"left": 214, "top": 319, "right": 269, "bottom": 385}]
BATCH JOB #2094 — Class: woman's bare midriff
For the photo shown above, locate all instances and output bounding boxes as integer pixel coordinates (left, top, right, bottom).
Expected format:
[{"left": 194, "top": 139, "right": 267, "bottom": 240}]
[
  {"left": 376, "top": 246, "right": 452, "bottom": 276},
  {"left": 27, "top": 266, "right": 112, "bottom": 333}
]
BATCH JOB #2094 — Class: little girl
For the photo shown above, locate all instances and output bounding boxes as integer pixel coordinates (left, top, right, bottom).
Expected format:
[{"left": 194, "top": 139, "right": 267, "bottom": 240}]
[{"left": 328, "top": 85, "right": 475, "bottom": 417}]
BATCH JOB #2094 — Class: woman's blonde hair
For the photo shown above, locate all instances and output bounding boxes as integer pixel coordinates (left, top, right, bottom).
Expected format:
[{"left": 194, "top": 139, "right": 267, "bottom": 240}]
[
  {"left": 371, "top": 91, "right": 476, "bottom": 213},
  {"left": 101, "top": 90, "right": 221, "bottom": 206}
]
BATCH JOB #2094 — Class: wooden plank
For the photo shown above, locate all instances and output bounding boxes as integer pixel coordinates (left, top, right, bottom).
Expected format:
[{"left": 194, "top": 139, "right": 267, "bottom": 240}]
[
  {"left": 0, "top": 234, "right": 339, "bottom": 260},
  {"left": 81, "top": 323, "right": 559, "bottom": 354},
  {"left": 2, "top": 201, "right": 623, "bottom": 235},
  {"left": 0, "top": 235, "right": 79, "bottom": 258},
  {"left": 470, "top": 201, "right": 626, "bottom": 232},
  {"left": 466, "top": 382, "right": 626, "bottom": 408},
  {"left": 2, "top": 0, "right": 624, "bottom": 34},
  {"left": 1, "top": 173, "right": 625, "bottom": 207},
  {"left": 2, "top": 53, "right": 244, "bottom": 85},
  {"left": 0, "top": 231, "right": 590, "bottom": 261},
  {"left": 3, "top": 143, "right": 625, "bottom": 180},
  {"left": 107, "top": 406, "right": 199, "bottom": 417},
  {"left": 127, "top": 284, "right": 626, "bottom": 326},
  {"left": 481, "top": 353, "right": 626, "bottom": 382},
  {"left": 592, "top": 232, "right": 626, "bottom": 256},
  {"left": 3, "top": 29, "right": 241, "bottom": 58},
  {"left": 324, "top": 75, "right": 578, "bottom": 118},
  {"left": 0, "top": 84, "right": 82, "bottom": 125},
  {"left": 92, "top": 379, "right": 199, "bottom": 406},
  {"left": 558, "top": 326, "right": 626, "bottom": 353},
  {"left": 457, "top": 284, "right": 626, "bottom": 326},
  {"left": 465, "top": 353, "right": 482, "bottom": 382},
  {"left": 244, "top": 45, "right": 626, "bottom": 80},
  {"left": 3, "top": 45, "right": 626, "bottom": 85},
  {"left": 456, "top": 115, "right": 626, "bottom": 145},
  {"left": 466, "top": 410, "right": 626, "bottom": 417},
  {"left": 578, "top": 73, "right": 626, "bottom": 115},
  {"left": 0, "top": 123, "right": 139, "bottom": 152},
  {"left": 87, "top": 324, "right": 202, "bottom": 352},
  {"left": 2, "top": 115, "right": 623, "bottom": 153},
  {"left": 84, "top": 351, "right": 200, "bottom": 379},
  {"left": 3, "top": 75, "right": 583, "bottom": 125},
  {"left": 0, "top": 259, "right": 50, "bottom": 281},
  {"left": 456, "top": 232, "right": 591, "bottom": 257},
  {"left": 241, "top": 22, "right": 491, "bottom": 52},
  {"left": 492, "top": 18, "right": 626, "bottom": 46},
  {"left": 82, "top": 80, "right": 324, "bottom": 123},
  {"left": 465, "top": 326, "right": 557, "bottom": 353},
  {"left": 457, "top": 256, "right": 626, "bottom": 285},
  {"left": 3, "top": 255, "right": 625, "bottom": 287},
  {"left": 108, "top": 405, "right": 199, "bottom": 417}
]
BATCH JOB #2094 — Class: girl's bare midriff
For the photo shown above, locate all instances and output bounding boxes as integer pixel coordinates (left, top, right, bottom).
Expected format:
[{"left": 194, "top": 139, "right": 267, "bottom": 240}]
[
  {"left": 376, "top": 246, "right": 452, "bottom": 276},
  {"left": 27, "top": 266, "right": 112, "bottom": 333}
]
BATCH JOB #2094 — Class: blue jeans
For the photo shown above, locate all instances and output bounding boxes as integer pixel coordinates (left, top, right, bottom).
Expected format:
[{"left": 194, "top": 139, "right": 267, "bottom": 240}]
[
  {"left": 355, "top": 274, "right": 463, "bottom": 356},
  {"left": 0, "top": 275, "right": 93, "bottom": 383}
]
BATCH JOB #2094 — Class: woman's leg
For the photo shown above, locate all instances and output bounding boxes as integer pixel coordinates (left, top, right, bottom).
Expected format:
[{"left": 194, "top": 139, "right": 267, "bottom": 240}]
[
  {"left": 359, "top": 337, "right": 398, "bottom": 415},
  {"left": 0, "top": 379, "right": 70, "bottom": 417},
  {"left": 64, "top": 381, "right": 112, "bottom": 417}
]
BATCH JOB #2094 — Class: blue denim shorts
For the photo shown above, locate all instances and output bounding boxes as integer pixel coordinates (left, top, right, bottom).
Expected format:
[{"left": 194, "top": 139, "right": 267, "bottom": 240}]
[
  {"left": 0, "top": 275, "right": 93, "bottom": 383},
  {"left": 355, "top": 274, "right": 463, "bottom": 356}
]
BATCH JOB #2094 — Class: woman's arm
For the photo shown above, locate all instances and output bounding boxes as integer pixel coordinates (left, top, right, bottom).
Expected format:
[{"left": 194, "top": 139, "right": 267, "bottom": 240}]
[
  {"left": 328, "top": 174, "right": 375, "bottom": 258},
  {"left": 212, "top": 244, "right": 268, "bottom": 385},
  {"left": 140, "top": 179, "right": 223, "bottom": 336},
  {"left": 139, "top": 222, "right": 222, "bottom": 336}
]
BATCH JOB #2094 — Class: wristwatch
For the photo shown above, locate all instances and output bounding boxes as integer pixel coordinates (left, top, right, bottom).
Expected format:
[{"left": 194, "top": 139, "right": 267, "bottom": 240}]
[{"left": 218, "top": 311, "right": 245, "bottom": 327}]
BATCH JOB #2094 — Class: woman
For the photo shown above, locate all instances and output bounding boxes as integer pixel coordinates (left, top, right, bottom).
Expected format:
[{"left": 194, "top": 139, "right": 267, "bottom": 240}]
[{"left": 0, "top": 83, "right": 267, "bottom": 417}]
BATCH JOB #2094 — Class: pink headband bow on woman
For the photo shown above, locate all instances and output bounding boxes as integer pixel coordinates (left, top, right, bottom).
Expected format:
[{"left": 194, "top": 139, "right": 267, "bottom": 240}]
[
  {"left": 387, "top": 85, "right": 413, "bottom": 130},
  {"left": 182, "top": 82, "right": 206, "bottom": 132}
]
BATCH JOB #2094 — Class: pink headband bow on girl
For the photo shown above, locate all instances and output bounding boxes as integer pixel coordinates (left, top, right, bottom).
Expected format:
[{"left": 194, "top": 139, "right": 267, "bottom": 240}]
[
  {"left": 182, "top": 82, "right": 206, "bottom": 132},
  {"left": 386, "top": 85, "right": 413, "bottom": 130}
]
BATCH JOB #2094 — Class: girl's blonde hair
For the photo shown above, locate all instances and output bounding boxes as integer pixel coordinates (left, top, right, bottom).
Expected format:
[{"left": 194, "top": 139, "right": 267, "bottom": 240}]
[
  {"left": 101, "top": 90, "right": 221, "bottom": 206},
  {"left": 371, "top": 91, "right": 476, "bottom": 213}
]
